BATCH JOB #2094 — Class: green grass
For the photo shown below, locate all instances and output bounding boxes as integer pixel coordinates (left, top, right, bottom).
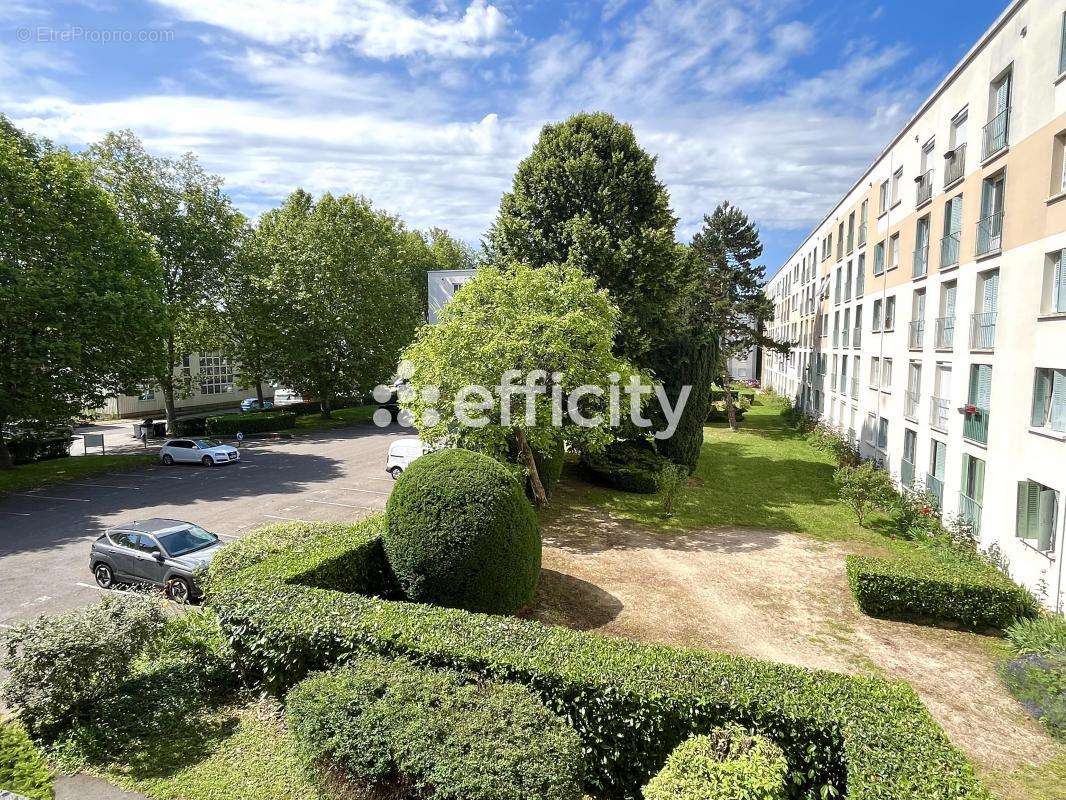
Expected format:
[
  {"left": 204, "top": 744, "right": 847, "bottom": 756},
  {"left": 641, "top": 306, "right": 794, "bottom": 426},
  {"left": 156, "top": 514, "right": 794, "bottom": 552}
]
[
  {"left": 982, "top": 753, "right": 1066, "bottom": 800},
  {"left": 0, "top": 454, "right": 156, "bottom": 495},
  {"left": 576, "top": 402, "right": 891, "bottom": 547},
  {"left": 293, "top": 404, "right": 378, "bottom": 433}
]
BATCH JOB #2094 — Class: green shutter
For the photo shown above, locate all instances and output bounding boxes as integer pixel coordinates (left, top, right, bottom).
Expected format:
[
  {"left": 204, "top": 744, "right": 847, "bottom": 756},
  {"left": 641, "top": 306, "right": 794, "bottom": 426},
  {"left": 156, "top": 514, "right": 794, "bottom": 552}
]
[
  {"left": 1032, "top": 370, "right": 1052, "bottom": 427},
  {"left": 950, "top": 196, "right": 963, "bottom": 235},
  {"left": 1037, "top": 488, "right": 1057, "bottom": 551},
  {"left": 1051, "top": 369, "right": 1066, "bottom": 433},
  {"left": 975, "top": 364, "right": 991, "bottom": 408},
  {"left": 1056, "top": 250, "right": 1066, "bottom": 313},
  {"left": 933, "top": 441, "right": 946, "bottom": 479},
  {"left": 972, "top": 458, "right": 985, "bottom": 502},
  {"left": 995, "top": 74, "right": 1010, "bottom": 115},
  {"left": 1061, "top": 12, "right": 1066, "bottom": 74},
  {"left": 983, "top": 271, "right": 999, "bottom": 314},
  {"left": 1017, "top": 481, "right": 1031, "bottom": 539}
]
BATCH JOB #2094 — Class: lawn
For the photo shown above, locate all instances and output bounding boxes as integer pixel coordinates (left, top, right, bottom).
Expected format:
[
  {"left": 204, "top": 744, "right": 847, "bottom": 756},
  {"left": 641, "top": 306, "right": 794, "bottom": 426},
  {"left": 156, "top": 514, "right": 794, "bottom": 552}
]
[
  {"left": 292, "top": 404, "right": 379, "bottom": 433},
  {"left": 0, "top": 454, "right": 156, "bottom": 495}
]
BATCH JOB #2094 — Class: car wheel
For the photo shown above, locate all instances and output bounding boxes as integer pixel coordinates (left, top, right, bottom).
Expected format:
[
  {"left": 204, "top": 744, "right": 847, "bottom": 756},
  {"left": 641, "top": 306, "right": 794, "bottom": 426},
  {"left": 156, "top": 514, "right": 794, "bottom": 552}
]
[
  {"left": 201, "top": 455, "right": 214, "bottom": 467},
  {"left": 161, "top": 453, "right": 174, "bottom": 466},
  {"left": 389, "top": 466, "right": 403, "bottom": 480},
  {"left": 94, "top": 563, "right": 114, "bottom": 590},
  {"left": 166, "top": 577, "right": 192, "bottom": 604}
]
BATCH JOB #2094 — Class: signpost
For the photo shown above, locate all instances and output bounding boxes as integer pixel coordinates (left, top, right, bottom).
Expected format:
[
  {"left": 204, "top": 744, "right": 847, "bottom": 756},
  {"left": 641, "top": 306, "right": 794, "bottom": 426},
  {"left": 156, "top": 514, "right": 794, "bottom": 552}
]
[
  {"left": 82, "top": 433, "right": 106, "bottom": 455},
  {"left": 236, "top": 431, "right": 244, "bottom": 448}
]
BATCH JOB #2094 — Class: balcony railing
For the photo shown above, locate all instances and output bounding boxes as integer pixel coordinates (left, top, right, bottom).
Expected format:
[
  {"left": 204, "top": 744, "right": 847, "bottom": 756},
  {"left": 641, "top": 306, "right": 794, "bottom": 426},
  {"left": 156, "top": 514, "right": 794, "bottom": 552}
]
[
  {"left": 963, "top": 406, "right": 989, "bottom": 445},
  {"left": 926, "top": 473, "right": 945, "bottom": 509},
  {"left": 959, "top": 494, "right": 983, "bottom": 538},
  {"left": 976, "top": 212, "right": 1003, "bottom": 256},
  {"left": 944, "top": 144, "right": 966, "bottom": 186},
  {"left": 970, "top": 312, "right": 996, "bottom": 350},
  {"left": 901, "top": 458, "right": 915, "bottom": 488},
  {"left": 909, "top": 319, "right": 924, "bottom": 349},
  {"left": 915, "top": 170, "right": 933, "bottom": 207},
  {"left": 913, "top": 245, "right": 928, "bottom": 278},
  {"left": 858, "top": 222, "right": 867, "bottom": 247},
  {"left": 930, "top": 396, "right": 950, "bottom": 430},
  {"left": 940, "top": 232, "right": 960, "bottom": 268},
  {"left": 934, "top": 316, "right": 955, "bottom": 350},
  {"left": 982, "top": 108, "right": 1010, "bottom": 160},
  {"left": 905, "top": 390, "right": 920, "bottom": 420}
]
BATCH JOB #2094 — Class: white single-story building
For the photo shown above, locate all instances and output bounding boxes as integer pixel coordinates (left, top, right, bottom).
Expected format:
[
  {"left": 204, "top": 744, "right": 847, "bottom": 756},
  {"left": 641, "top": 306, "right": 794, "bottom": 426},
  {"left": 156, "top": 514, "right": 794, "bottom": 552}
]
[{"left": 428, "top": 269, "right": 477, "bottom": 323}]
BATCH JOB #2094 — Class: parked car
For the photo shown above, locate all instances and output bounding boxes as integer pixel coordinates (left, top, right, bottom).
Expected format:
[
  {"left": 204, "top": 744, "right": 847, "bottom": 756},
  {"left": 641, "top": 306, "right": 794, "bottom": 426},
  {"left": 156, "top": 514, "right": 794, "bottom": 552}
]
[
  {"left": 386, "top": 437, "right": 427, "bottom": 478},
  {"left": 160, "top": 437, "right": 240, "bottom": 466},
  {"left": 240, "top": 398, "right": 274, "bottom": 412},
  {"left": 90, "top": 518, "right": 225, "bottom": 602}
]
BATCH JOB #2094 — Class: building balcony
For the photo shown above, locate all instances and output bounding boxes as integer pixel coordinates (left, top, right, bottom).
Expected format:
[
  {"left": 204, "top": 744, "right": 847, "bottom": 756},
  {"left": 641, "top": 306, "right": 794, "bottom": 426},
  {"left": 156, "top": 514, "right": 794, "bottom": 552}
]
[
  {"left": 981, "top": 108, "right": 1010, "bottom": 160},
  {"left": 970, "top": 312, "right": 996, "bottom": 350},
  {"left": 940, "top": 232, "right": 960, "bottom": 269},
  {"left": 915, "top": 170, "right": 933, "bottom": 207},
  {"left": 909, "top": 319, "right": 924, "bottom": 349},
  {"left": 962, "top": 405, "right": 989, "bottom": 445},
  {"left": 944, "top": 144, "right": 966, "bottom": 186},
  {"left": 930, "top": 396, "right": 950, "bottom": 431},
  {"left": 904, "top": 390, "right": 920, "bottom": 421},
  {"left": 976, "top": 212, "right": 1003, "bottom": 257},
  {"left": 959, "top": 494, "right": 983, "bottom": 538},
  {"left": 926, "top": 473, "right": 944, "bottom": 509},
  {"left": 913, "top": 245, "right": 929, "bottom": 278},
  {"left": 934, "top": 316, "right": 954, "bottom": 350},
  {"left": 900, "top": 458, "right": 915, "bottom": 488}
]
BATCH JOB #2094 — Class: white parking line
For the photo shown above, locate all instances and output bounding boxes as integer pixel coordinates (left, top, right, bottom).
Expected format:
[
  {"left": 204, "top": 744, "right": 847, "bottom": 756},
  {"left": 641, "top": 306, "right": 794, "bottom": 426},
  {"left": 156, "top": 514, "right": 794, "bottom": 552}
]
[
  {"left": 75, "top": 581, "right": 109, "bottom": 592},
  {"left": 305, "top": 498, "right": 372, "bottom": 509},
  {"left": 263, "top": 514, "right": 312, "bottom": 523},
  {"left": 334, "top": 486, "right": 389, "bottom": 496},
  {"left": 9, "top": 492, "right": 90, "bottom": 502},
  {"left": 0, "top": 510, "right": 31, "bottom": 516},
  {"left": 67, "top": 482, "right": 142, "bottom": 490}
]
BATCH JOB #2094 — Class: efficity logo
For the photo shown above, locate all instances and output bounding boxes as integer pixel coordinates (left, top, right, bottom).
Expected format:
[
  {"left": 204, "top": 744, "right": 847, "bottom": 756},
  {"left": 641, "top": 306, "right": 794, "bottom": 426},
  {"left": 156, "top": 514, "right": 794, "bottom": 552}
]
[{"left": 370, "top": 361, "right": 690, "bottom": 440}]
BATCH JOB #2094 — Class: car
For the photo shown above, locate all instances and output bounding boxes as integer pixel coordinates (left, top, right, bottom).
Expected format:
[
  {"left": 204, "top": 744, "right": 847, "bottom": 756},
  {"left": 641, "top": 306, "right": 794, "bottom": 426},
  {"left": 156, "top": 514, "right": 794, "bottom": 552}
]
[
  {"left": 160, "top": 437, "right": 240, "bottom": 466},
  {"left": 240, "top": 398, "right": 274, "bottom": 412},
  {"left": 90, "top": 518, "right": 225, "bottom": 602},
  {"left": 385, "top": 437, "right": 427, "bottom": 478}
]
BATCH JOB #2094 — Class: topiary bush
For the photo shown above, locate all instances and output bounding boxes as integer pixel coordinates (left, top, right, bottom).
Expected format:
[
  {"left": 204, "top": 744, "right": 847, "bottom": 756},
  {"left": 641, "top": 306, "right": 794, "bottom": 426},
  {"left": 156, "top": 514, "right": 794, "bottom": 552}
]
[
  {"left": 205, "top": 411, "right": 296, "bottom": 436},
  {"left": 286, "top": 655, "right": 585, "bottom": 800},
  {"left": 383, "top": 448, "right": 540, "bottom": 615},
  {"left": 846, "top": 544, "right": 1039, "bottom": 629},
  {"left": 643, "top": 726, "right": 787, "bottom": 800},
  {"left": 0, "top": 720, "right": 53, "bottom": 799},
  {"left": 581, "top": 438, "right": 669, "bottom": 494}
]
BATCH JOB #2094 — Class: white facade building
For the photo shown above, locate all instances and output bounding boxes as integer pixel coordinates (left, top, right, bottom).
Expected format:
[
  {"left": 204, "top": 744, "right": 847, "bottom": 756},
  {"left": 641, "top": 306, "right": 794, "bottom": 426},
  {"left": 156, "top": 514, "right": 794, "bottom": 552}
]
[
  {"left": 763, "top": 0, "right": 1066, "bottom": 610},
  {"left": 428, "top": 269, "right": 477, "bottom": 323}
]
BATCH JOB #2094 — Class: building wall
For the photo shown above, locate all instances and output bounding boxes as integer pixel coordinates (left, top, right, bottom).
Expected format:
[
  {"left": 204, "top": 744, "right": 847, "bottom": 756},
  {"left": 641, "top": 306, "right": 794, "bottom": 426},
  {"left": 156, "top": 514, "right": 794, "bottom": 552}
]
[
  {"left": 762, "top": 0, "right": 1066, "bottom": 611},
  {"left": 428, "top": 269, "right": 477, "bottom": 323}
]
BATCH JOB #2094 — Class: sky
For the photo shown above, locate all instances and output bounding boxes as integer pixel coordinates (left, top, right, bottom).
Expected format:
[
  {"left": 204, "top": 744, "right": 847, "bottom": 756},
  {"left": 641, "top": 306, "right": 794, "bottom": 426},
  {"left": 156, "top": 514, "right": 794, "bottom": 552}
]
[{"left": 2, "top": 0, "right": 1010, "bottom": 276}]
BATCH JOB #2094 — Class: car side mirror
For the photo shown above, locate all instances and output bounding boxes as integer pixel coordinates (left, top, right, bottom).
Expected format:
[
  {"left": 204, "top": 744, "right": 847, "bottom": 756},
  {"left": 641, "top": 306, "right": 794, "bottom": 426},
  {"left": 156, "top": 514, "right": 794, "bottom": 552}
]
[{"left": 150, "top": 549, "right": 164, "bottom": 560}]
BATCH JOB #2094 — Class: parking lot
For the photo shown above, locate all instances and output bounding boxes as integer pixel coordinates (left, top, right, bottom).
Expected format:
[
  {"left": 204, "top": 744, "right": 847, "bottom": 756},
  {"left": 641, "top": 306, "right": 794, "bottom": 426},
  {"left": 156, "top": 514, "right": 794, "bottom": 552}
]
[{"left": 0, "top": 424, "right": 408, "bottom": 627}]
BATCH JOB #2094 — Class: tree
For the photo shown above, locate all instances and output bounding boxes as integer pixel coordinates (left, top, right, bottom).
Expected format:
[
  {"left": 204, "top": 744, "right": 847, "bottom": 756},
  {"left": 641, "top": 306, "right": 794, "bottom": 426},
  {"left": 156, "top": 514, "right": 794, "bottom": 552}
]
[
  {"left": 487, "top": 112, "right": 689, "bottom": 367},
  {"left": 688, "top": 202, "right": 791, "bottom": 431},
  {"left": 0, "top": 118, "right": 162, "bottom": 467},
  {"left": 256, "top": 190, "right": 422, "bottom": 417},
  {"left": 400, "top": 263, "right": 641, "bottom": 506},
  {"left": 86, "top": 131, "right": 244, "bottom": 434},
  {"left": 834, "top": 462, "right": 897, "bottom": 527}
]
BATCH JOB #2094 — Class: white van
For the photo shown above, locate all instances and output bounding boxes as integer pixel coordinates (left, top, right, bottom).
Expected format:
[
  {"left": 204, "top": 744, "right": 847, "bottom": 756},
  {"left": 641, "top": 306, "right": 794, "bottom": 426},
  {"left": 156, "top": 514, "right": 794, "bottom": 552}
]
[{"left": 385, "top": 438, "right": 427, "bottom": 478}]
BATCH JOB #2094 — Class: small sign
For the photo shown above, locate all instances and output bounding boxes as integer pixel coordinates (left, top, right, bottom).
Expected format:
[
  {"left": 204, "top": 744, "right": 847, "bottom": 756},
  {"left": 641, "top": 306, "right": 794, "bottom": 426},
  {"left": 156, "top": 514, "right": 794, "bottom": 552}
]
[
  {"left": 236, "top": 431, "right": 245, "bottom": 444},
  {"left": 82, "top": 433, "right": 105, "bottom": 454}
]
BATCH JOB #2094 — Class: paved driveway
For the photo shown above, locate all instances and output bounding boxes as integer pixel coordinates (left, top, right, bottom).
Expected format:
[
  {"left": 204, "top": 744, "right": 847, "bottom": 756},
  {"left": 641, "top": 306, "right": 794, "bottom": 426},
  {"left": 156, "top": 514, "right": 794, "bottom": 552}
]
[{"left": 0, "top": 425, "right": 408, "bottom": 627}]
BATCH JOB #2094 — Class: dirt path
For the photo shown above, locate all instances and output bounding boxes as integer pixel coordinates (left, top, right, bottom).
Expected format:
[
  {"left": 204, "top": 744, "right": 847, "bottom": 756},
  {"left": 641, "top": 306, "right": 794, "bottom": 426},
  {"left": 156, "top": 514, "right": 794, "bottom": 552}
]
[{"left": 528, "top": 483, "right": 1063, "bottom": 798}]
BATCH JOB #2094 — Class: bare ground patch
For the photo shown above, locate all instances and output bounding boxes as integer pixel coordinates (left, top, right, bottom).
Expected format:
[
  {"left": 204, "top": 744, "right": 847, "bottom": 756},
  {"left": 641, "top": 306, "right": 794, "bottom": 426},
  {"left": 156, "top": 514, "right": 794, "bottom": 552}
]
[{"left": 526, "top": 481, "right": 1063, "bottom": 799}]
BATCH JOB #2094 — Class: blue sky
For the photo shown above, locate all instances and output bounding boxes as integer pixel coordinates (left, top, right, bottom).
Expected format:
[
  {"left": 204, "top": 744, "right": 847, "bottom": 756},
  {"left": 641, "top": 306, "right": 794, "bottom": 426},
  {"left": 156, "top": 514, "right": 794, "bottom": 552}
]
[{"left": 2, "top": 0, "right": 1009, "bottom": 274}]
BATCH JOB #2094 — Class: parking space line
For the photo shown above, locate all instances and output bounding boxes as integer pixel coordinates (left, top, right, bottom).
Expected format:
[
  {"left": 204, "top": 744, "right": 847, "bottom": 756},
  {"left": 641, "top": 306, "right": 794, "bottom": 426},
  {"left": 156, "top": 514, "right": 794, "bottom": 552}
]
[
  {"left": 0, "top": 510, "right": 31, "bottom": 516},
  {"left": 305, "top": 499, "right": 374, "bottom": 509},
  {"left": 75, "top": 581, "right": 109, "bottom": 592},
  {"left": 9, "top": 492, "right": 90, "bottom": 502},
  {"left": 0, "top": 623, "right": 14, "bottom": 630},
  {"left": 67, "top": 482, "right": 142, "bottom": 490},
  {"left": 334, "top": 486, "right": 389, "bottom": 496},
  {"left": 263, "top": 514, "right": 312, "bottom": 523}
]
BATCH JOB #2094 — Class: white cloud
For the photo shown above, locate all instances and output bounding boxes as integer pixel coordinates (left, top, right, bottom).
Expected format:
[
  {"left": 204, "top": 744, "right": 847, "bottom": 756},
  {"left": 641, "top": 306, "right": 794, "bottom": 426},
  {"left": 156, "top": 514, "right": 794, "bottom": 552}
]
[{"left": 148, "top": 0, "right": 510, "bottom": 58}]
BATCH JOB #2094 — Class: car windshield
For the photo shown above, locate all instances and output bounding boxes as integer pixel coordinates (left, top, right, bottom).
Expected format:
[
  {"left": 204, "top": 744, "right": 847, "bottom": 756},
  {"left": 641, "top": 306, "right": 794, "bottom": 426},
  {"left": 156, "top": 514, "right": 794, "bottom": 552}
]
[
  {"left": 193, "top": 439, "right": 222, "bottom": 449},
  {"left": 157, "top": 525, "right": 218, "bottom": 556}
]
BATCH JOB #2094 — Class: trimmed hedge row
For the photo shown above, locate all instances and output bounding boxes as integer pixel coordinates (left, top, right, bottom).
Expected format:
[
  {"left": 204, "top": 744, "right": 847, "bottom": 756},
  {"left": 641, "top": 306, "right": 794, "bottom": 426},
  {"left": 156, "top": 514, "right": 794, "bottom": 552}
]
[
  {"left": 286, "top": 655, "right": 585, "bottom": 800},
  {"left": 204, "top": 411, "right": 296, "bottom": 436},
  {"left": 207, "top": 520, "right": 991, "bottom": 800},
  {"left": 643, "top": 727, "right": 787, "bottom": 800},
  {"left": 581, "top": 439, "right": 669, "bottom": 494},
  {"left": 846, "top": 546, "right": 1039, "bottom": 630}
]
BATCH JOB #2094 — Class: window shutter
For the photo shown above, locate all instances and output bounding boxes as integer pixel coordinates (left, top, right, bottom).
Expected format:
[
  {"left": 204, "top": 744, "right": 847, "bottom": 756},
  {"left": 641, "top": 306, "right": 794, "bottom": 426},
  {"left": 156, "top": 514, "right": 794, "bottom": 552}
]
[
  {"left": 1056, "top": 250, "right": 1066, "bottom": 313},
  {"left": 944, "top": 284, "right": 956, "bottom": 317},
  {"left": 1026, "top": 482, "right": 1043, "bottom": 539},
  {"left": 950, "top": 197, "right": 963, "bottom": 234},
  {"left": 1051, "top": 369, "right": 1066, "bottom": 433},
  {"left": 983, "top": 271, "right": 999, "bottom": 314},
  {"left": 995, "top": 75, "right": 1010, "bottom": 115},
  {"left": 934, "top": 441, "right": 946, "bottom": 478},
  {"left": 972, "top": 458, "right": 985, "bottom": 502},
  {"left": 1017, "top": 481, "right": 1031, "bottom": 539},
  {"left": 1037, "top": 488, "right": 1057, "bottom": 551},
  {"left": 1032, "top": 370, "right": 1052, "bottom": 428},
  {"left": 975, "top": 365, "right": 991, "bottom": 408}
]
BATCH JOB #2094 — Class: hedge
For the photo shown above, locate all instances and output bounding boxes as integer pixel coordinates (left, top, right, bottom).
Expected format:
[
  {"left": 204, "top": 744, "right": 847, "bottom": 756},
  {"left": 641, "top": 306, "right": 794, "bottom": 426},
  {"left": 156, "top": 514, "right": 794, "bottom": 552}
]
[
  {"left": 642, "top": 727, "right": 787, "bottom": 800},
  {"left": 845, "top": 545, "right": 1039, "bottom": 629},
  {"left": 383, "top": 449, "right": 541, "bottom": 614},
  {"left": 204, "top": 411, "right": 296, "bottom": 436},
  {"left": 172, "top": 416, "right": 207, "bottom": 437},
  {"left": 0, "top": 720, "right": 52, "bottom": 800},
  {"left": 207, "top": 520, "right": 991, "bottom": 800},
  {"left": 286, "top": 655, "right": 585, "bottom": 800},
  {"left": 581, "top": 439, "right": 669, "bottom": 494}
]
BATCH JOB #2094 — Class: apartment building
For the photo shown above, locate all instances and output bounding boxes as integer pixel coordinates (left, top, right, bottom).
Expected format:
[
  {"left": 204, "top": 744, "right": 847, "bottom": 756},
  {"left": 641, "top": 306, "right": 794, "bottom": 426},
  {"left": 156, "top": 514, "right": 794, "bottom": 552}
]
[{"left": 762, "top": 0, "right": 1066, "bottom": 611}]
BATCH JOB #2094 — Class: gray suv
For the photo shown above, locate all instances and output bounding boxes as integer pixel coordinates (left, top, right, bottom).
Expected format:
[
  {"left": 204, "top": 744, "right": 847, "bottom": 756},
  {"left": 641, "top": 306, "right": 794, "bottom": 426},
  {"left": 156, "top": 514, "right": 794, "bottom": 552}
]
[{"left": 90, "top": 518, "right": 225, "bottom": 603}]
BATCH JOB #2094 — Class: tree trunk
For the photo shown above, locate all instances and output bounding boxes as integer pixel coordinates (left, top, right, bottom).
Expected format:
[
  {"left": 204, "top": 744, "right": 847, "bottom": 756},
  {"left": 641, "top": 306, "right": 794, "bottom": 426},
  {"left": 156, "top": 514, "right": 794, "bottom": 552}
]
[
  {"left": 722, "top": 372, "right": 738, "bottom": 432},
  {"left": 319, "top": 395, "right": 332, "bottom": 419},
  {"left": 0, "top": 424, "right": 11, "bottom": 469},
  {"left": 162, "top": 380, "right": 177, "bottom": 436},
  {"left": 255, "top": 377, "right": 265, "bottom": 409},
  {"left": 514, "top": 427, "right": 548, "bottom": 507}
]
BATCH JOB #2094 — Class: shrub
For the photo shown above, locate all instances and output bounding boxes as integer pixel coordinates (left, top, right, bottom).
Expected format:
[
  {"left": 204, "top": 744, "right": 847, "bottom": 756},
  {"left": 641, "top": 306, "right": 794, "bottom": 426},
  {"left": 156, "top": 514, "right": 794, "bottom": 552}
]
[
  {"left": 1005, "top": 615, "right": 1066, "bottom": 656},
  {"left": 834, "top": 462, "right": 896, "bottom": 526},
  {"left": 204, "top": 411, "right": 296, "bottom": 436},
  {"left": 643, "top": 726, "right": 787, "bottom": 800},
  {"left": 0, "top": 720, "right": 52, "bottom": 799},
  {"left": 846, "top": 544, "right": 1040, "bottom": 629},
  {"left": 890, "top": 485, "right": 944, "bottom": 540},
  {"left": 3, "top": 426, "right": 73, "bottom": 465},
  {"left": 286, "top": 655, "right": 585, "bottom": 800},
  {"left": 208, "top": 519, "right": 991, "bottom": 800},
  {"left": 172, "top": 416, "right": 207, "bottom": 437},
  {"left": 658, "top": 463, "right": 689, "bottom": 517},
  {"left": 532, "top": 436, "right": 566, "bottom": 498},
  {"left": 0, "top": 593, "right": 168, "bottom": 738},
  {"left": 1000, "top": 615, "right": 1066, "bottom": 741},
  {"left": 383, "top": 448, "right": 540, "bottom": 615},
  {"left": 581, "top": 438, "right": 669, "bottom": 493},
  {"left": 706, "top": 402, "right": 746, "bottom": 424},
  {"left": 805, "top": 424, "right": 858, "bottom": 467}
]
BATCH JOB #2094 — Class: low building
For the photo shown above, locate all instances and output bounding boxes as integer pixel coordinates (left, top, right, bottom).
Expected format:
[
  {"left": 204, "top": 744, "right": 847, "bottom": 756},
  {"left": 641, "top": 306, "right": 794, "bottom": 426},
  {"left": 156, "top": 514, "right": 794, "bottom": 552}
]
[{"left": 428, "top": 269, "right": 477, "bottom": 323}]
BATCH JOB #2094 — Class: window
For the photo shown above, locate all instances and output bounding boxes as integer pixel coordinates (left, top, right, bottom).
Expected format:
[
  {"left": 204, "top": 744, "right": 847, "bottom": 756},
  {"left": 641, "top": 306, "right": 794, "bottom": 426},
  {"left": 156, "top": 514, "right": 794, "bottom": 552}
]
[
  {"left": 890, "top": 167, "right": 903, "bottom": 207},
  {"left": 884, "top": 296, "right": 896, "bottom": 330},
  {"left": 198, "top": 352, "right": 234, "bottom": 395},
  {"left": 1060, "top": 11, "right": 1066, "bottom": 75},
  {"left": 870, "top": 356, "right": 880, "bottom": 387},
  {"left": 983, "top": 69, "right": 1011, "bottom": 159},
  {"left": 847, "top": 212, "right": 855, "bottom": 252},
  {"left": 928, "top": 438, "right": 947, "bottom": 507},
  {"left": 837, "top": 221, "right": 845, "bottom": 260},
  {"left": 834, "top": 267, "right": 842, "bottom": 303},
  {"left": 865, "top": 412, "right": 877, "bottom": 443},
  {"left": 914, "top": 215, "right": 930, "bottom": 277},
  {"left": 882, "top": 357, "right": 893, "bottom": 389},
  {"left": 877, "top": 417, "right": 889, "bottom": 450},
  {"left": 874, "top": 242, "right": 885, "bottom": 276},
  {"left": 946, "top": 111, "right": 968, "bottom": 186},
  {"left": 1016, "top": 480, "right": 1059, "bottom": 552},
  {"left": 1051, "top": 132, "right": 1066, "bottom": 197},
  {"left": 138, "top": 386, "right": 155, "bottom": 402},
  {"left": 962, "top": 455, "right": 985, "bottom": 504},
  {"left": 919, "top": 139, "right": 935, "bottom": 178},
  {"left": 1042, "top": 249, "right": 1066, "bottom": 314},
  {"left": 872, "top": 299, "right": 883, "bottom": 331},
  {"left": 941, "top": 194, "right": 963, "bottom": 267},
  {"left": 888, "top": 233, "right": 900, "bottom": 270},
  {"left": 1031, "top": 368, "right": 1066, "bottom": 433},
  {"left": 977, "top": 172, "right": 1005, "bottom": 256},
  {"left": 859, "top": 200, "right": 869, "bottom": 245}
]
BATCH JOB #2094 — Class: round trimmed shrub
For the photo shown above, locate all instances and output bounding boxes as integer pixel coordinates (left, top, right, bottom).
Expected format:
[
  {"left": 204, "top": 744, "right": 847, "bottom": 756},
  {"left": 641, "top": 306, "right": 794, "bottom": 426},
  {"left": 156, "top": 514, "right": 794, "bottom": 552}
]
[
  {"left": 643, "top": 726, "right": 788, "bottom": 800},
  {"left": 384, "top": 448, "right": 541, "bottom": 614}
]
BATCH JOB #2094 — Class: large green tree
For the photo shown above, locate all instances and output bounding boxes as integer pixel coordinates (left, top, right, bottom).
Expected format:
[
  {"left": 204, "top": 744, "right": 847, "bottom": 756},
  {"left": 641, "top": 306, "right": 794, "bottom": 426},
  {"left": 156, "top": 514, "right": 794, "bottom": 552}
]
[
  {"left": 0, "top": 118, "right": 162, "bottom": 467},
  {"left": 256, "top": 190, "right": 422, "bottom": 416},
  {"left": 487, "top": 112, "right": 689, "bottom": 367},
  {"left": 86, "top": 131, "right": 244, "bottom": 433},
  {"left": 401, "top": 263, "right": 641, "bottom": 506}
]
